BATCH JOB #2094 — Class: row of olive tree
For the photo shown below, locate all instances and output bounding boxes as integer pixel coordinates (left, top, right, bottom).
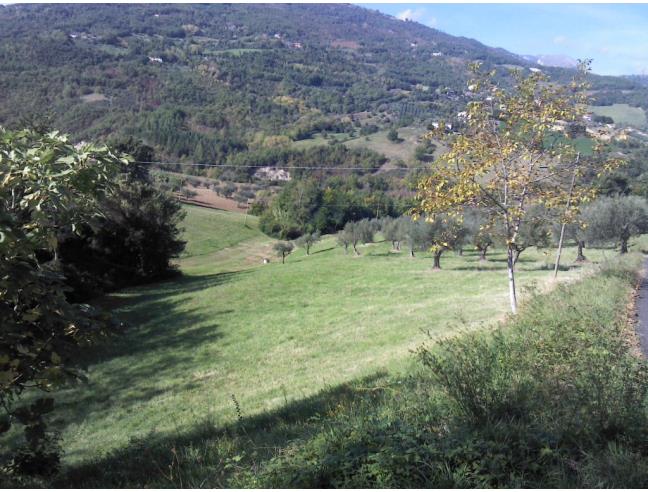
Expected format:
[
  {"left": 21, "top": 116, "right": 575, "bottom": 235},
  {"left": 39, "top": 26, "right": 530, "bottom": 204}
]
[{"left": 332, "top": 194, "right": 648, "bottom": 270}]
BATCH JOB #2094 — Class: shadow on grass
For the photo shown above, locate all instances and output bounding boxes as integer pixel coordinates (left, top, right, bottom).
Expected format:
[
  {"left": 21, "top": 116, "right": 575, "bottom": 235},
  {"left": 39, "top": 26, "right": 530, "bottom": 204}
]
[
  {"left": 44, "top": 271, "right": 251, "bottom": 440},
  {"left": 55, "top": 371, "right": 391, "bottom": 488},
  {"left": 310, "top": 246, "right": 335, "bottom": 255}
]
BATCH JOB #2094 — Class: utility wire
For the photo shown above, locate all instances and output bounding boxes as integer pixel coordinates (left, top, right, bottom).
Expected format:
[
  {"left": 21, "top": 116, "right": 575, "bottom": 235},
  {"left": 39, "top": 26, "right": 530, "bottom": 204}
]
[{"left": 136, "top": 160, "right": 431, "bottom": 171}]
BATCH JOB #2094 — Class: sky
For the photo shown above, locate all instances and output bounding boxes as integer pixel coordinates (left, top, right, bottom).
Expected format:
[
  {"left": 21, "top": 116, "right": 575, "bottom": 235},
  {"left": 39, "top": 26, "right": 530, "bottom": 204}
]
[{"left": 360, "top": 3, "right": 648, "bottom": 76}]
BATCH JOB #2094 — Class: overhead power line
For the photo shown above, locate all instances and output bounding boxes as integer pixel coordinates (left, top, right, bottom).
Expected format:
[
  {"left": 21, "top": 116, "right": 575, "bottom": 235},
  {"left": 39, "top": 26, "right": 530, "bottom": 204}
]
[{"left": 136, "top": 160, "right": 432, "bottom": 171}]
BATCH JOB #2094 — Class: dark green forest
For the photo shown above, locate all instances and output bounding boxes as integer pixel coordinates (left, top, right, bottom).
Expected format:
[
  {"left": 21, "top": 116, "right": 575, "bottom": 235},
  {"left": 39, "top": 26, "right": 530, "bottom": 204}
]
[{"left": 1, "top": 3, "right": 646, "bottom": 173}]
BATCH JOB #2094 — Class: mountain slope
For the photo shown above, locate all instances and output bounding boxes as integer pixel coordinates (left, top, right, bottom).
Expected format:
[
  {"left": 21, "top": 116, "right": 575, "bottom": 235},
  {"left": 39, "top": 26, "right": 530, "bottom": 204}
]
[{"left": 0, "top": 3, "right": 645, "bottom": 171}]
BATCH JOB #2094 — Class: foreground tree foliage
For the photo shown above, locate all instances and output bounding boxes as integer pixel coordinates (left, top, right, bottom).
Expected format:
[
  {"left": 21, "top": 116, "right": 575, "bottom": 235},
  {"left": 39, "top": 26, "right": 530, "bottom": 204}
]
[
  {"left": 0, "top": 128, "right": 126, "bottom": 476},
  {"left": 414, "top": 61, "right": 621, "bottom": 312}
]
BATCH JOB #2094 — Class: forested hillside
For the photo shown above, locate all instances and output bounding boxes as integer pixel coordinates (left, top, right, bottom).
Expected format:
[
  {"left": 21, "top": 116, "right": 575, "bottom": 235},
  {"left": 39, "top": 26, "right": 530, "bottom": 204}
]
[{"left": 1, "top": 3, "right": 645, "bottom": 173}]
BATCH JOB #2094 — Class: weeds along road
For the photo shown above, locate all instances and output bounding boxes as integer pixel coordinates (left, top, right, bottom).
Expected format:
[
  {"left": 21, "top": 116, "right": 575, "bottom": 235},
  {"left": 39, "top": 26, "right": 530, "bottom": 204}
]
[{"left": 635, "top": 256, "right": 648, "bottom": 356}]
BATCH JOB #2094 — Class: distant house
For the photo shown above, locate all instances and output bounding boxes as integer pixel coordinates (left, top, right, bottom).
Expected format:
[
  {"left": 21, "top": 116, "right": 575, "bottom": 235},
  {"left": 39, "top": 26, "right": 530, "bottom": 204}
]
[
  {"left": 253, "top": 167, "right": 291, "bottom": 182},
  {"left": 273, "top": 33, "right": 282, "bottom": 39},
  {"left": 529, "top": 67, "right": 542, "bottom": 73},
  {"left": 291, "top": 42, "right": 302, "bottom": 49},
  {"left": 148, "top": 56, "right": 163, "bottom": 63},
  {"left": 432, "top": 52, "right": 443, "bottom": 57}
]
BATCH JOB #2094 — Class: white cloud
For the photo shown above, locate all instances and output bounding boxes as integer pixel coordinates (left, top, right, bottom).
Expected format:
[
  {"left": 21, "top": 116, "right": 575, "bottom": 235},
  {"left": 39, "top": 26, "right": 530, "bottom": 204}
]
[
  {"left": 396, "top": 8, "right": 425, "bottom": 22},
  {"left": 553, "top": 35, "right": 568, "bottom": 45}
]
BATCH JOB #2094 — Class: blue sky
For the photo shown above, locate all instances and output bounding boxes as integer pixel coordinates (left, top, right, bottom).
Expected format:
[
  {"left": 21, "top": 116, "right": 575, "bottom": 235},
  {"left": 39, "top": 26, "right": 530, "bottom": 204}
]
[{"left": 360, "top": 3, "right": 648, "bottom": 75}]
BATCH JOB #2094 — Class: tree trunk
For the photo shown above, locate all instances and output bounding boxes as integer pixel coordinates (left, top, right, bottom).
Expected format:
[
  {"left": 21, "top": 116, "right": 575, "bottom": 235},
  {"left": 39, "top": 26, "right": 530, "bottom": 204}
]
[
  {"left": 410, "top": 248, "right": 415, "bottom": 258},
  {"left": 513, "top": 248, "right": 522, "bottom": 265},
  {"left": 620, "top": 236, "right": 629, "bottom": 254},
  {"left": 458, "top": 247, "right": 463, "bottom": 256},
  {"left": 575, "top": 240, "right": 586, "bottom": 262},
  {"left": 306, "top": 244, "right": 310, "bottom": 255},
  {"left": 479, "top": 245, "right": 489, "bottom": 261},
  {"left": 396, "top": 241, "right": 400, "bottom": 252},
  {"left": 281, "top": 253, "right": 286, "bottom": 264},
  {"left": 353, "top": 242, "right": 360, "bottom": 256},
  {"left": 507, "top": 245, "right": 518, "bottom": 314},
  {"left": 433, "top": 251, "right": 442, "bottom": 269}
]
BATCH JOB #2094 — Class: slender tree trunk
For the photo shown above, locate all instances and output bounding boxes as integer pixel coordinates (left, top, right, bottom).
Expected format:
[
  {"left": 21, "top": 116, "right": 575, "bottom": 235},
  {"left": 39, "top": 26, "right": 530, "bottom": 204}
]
[
  {"left": 553, "top": 155, "right": 580, "bottom": 278},
  {"left": 479, "top": 245, "right": 489, "bottom": 261},
  {"left": 282, "top": 253, "right": 286, "bottom": 264},
  {"left": 507, "top": 245, "right": 518, "bottom": 314},
  {"left": 353, "top": 242, "right": 360, "bottom": 256},
  {"left": 433, "top": 251, "right": 442, "bottom": 269},
  {"left": 396, "top": 241, "right": 400, "bottom": 251},
  {"left": 513, "top": 248, "right": 522, "bottom": 265},
  {"left": 575, "top": 240, "right": 586, "bottom": 262},
  {"left": 620, "top": 236, "right": 629, "bottom": 254},
  {"left": 306, "top": 244, "right": 310, "bottom": 255},
  {"left": 458, "top": 247, "right": 463, "bottom": 256}
]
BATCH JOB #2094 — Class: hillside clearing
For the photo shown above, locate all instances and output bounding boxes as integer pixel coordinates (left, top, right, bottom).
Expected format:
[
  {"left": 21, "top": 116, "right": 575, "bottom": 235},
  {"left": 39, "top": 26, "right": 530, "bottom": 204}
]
[
  {"left": 589, "top": 103, "right": 647, "bottom": 128},
  {"left": 43, "top": 206, "right": 618, "bottom": 465}
]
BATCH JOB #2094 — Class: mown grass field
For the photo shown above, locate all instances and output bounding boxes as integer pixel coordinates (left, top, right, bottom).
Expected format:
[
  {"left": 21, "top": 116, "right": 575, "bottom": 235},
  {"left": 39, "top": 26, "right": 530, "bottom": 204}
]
[
  {"left": 291, "top": 126, "right": 441, "bottom": 164},
  {"left": 344, "top": 126, "right": 430, "bottom": 162},
  {"left": 589, "top": 103, "right": 647, "bottom": 128},
  {"left": 44, "top": 205, "right": 625, "bottom": 468}
]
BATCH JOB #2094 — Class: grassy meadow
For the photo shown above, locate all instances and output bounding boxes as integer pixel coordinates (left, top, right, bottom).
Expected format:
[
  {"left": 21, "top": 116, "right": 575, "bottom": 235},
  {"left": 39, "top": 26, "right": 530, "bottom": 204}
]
[
  {"left": 589, "top": 103, "right": 647, "bottom": 128},
  {"left": 38, "top": 203, "right": 626, "bottom": 470}
]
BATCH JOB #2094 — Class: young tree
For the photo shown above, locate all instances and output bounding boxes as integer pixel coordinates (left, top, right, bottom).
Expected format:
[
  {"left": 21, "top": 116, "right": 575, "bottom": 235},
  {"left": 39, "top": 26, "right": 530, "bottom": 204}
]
[
  {"left": 413, "top": 61, "right": 620, "bottom": 313},
  {"left": 382, "top": 217, "right": 407, "bottom": 251},
  {"left": 295, "top": 231, "right": 321, "bottom": 255},
  {"left": 405, "top": 217, "right": 427, "bottom": 258},
  {"left": 337, "top": 228, "right": 351, "bottom": 254},
  {"left": 273, "top": 241, "right": 294, "bottom": 264},
  {"left": 583, "top": 196, "right": 648, "bottom": 254}
]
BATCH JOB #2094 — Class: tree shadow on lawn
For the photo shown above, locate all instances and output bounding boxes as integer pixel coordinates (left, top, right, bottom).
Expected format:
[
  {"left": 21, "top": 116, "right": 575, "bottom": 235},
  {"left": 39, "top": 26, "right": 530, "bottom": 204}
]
[
  {"left": 47, "top": 272, "right": 249, "bottom": 438},
  {"left": 50, "top": 303, "right": 228, "bottom": 433},
  {"left": 310, "top": 246, "right": 335, "bottom": 255},
  {"left": 99, "top": 270, "right": 250, "bottom": 313},
  {"left": 56, "top": 371, "right": 392, "bottom": 488}
]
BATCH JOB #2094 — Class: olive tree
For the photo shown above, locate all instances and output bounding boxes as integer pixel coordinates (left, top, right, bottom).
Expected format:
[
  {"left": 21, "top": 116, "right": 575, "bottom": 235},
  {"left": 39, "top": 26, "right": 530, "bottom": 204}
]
[
  {"left": 273, "top": 241, "right": 294, "bottom": 264},
  {"left": 295, "top": 231, "right": 321, "bottom": 255},
  {"left": 583, "top": 196, "right": 648, "bottom": 254},
  {"left": 339, "top": 219, "right": 374, "bottom": 255},
  {"left": 552, "top": 221, "right": 588, "bottom": 262},
  {"left": 424, "top": 215, "right": 467, "bottom": 269},
  {"left": 463, "top": 208, "right": 495, "bottom": 261},
  {"left": 382, "top": 217, "right": 408, "bottom": 251}
]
